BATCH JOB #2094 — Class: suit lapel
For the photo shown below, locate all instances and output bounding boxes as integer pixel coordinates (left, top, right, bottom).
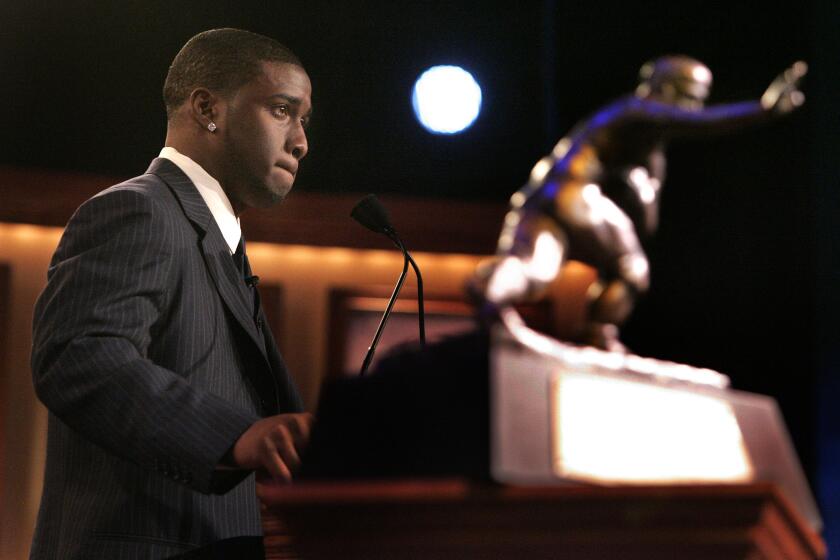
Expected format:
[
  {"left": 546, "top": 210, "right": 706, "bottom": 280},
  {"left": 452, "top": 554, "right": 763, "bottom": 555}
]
[{"left": 146, "top": 158, "right": 269, "bottom": 364}]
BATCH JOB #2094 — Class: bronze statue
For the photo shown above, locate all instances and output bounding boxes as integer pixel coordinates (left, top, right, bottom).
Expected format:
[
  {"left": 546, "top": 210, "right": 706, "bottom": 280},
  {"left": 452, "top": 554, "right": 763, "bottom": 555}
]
[{"left": 474, "top": 56, "right": 806, "bottom": 352}]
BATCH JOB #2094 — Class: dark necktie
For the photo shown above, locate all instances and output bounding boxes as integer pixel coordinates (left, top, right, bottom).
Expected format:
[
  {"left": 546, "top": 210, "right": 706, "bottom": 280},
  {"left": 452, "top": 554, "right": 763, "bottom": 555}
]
[
  {"left": 232, "top": 237, "right": 272, "bottom": 413},
  {"left": 232, "top": 236, "right": 263, "bottom": 329},
  {"left": 232, "top": 237, "right": 246, "bottom": 277}
]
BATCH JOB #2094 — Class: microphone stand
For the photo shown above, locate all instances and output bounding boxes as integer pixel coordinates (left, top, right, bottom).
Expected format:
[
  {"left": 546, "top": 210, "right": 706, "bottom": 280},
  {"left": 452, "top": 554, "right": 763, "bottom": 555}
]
[
  {"left": 386, "top": 230, "right": 425, "bottom": 347},
  {"left": 351, "top": 194, "right": 426, "bottom": 376},
  {"left": 360, "top": 252, "right": 409, "bottom": 376}
]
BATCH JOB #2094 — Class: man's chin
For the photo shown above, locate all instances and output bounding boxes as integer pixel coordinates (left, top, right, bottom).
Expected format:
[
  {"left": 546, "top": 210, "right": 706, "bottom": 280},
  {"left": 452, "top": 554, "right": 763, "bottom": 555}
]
[{"left": 249, "top": 182, "right": 292, "bottom": 209}]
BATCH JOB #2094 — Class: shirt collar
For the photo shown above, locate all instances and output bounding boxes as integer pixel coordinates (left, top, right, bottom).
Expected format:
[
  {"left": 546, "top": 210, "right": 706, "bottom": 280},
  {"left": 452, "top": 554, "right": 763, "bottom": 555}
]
[{"left": 159, "top": 146, "right": 241, "bottom": 253}]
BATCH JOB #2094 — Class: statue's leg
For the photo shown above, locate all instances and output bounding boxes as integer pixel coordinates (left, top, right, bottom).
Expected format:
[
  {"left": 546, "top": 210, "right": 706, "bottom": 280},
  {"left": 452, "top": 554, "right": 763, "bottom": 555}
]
[
  {"left": 584, "top": 279, "right": 639, "bottom": 352},
  {"left": 555, "top": 182, "right": 649, "bottom": 351},
  {"left": 481, "top": 208, "right": 569, "bottom": 306}
]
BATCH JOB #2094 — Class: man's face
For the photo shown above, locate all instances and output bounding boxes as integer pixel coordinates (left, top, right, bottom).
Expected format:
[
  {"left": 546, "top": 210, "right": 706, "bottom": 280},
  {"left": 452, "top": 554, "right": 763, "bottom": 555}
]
[{"left": 218, "top": 61, "right": 312, "bottom": 212}]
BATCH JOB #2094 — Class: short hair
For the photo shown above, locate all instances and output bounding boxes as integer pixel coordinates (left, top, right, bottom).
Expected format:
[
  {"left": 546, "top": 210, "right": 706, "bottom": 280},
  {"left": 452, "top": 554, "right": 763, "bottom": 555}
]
[{"left": 163, "top": 28, "right": 303, "bottom": 120}]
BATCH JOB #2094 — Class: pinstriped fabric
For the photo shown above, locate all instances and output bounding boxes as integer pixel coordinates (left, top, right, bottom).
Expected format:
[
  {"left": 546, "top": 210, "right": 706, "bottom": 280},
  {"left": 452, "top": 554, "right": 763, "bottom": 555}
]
[{"left": 30, "top": 159, "right": 302, "bottom": 559}]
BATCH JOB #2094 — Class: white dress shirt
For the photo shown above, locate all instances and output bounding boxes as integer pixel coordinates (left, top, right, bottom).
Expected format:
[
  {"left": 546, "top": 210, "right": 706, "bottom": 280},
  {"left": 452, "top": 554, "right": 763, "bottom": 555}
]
[{"left": 159, "top": 147, "right": 241, "bottom": 254}]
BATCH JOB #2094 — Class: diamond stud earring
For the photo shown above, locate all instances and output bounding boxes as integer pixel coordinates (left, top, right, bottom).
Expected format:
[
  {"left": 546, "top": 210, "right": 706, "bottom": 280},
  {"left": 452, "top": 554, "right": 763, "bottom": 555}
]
[{"left": 207, "top": 122, "right": 217, "bottom": 132}]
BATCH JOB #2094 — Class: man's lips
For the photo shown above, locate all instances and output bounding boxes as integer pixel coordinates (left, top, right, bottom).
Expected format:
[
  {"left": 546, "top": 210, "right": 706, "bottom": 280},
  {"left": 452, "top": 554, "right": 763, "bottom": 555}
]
[{"left": 275, "top": 162, "right": 297, "bottom": 176}]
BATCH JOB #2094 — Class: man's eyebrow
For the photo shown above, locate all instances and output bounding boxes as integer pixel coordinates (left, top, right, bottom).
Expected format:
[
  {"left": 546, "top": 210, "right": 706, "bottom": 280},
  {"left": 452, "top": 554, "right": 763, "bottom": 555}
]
[{"left": 268, "top": 93, "right": 303, "bottom": 105}]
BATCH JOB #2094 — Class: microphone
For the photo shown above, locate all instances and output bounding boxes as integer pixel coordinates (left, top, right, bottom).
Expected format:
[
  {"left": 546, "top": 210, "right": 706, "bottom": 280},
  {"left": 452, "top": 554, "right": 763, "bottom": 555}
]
[
  {"left": 245, "top": 275, "right": 260, "bottom": 288},
  {"left": 351, "top": 194, "right": 426, "bottom": 376}
]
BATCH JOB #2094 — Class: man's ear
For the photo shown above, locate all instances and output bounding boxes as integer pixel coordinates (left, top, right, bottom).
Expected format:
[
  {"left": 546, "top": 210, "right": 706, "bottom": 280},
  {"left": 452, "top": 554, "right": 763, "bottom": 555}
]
[{"left": 188, "top": 88, "right": 222, "bottom": 131}]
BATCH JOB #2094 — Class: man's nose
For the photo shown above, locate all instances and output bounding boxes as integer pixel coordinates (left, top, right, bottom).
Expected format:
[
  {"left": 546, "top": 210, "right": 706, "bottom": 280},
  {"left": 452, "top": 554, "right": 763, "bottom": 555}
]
[{"left": 289, "top": 124, "right": 308, "bottom": 160}]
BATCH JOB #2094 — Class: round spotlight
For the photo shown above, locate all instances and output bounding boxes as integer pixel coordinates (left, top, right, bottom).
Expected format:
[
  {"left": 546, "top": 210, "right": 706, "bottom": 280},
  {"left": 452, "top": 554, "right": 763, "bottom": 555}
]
[{"left": 412, "top": 65, "right": 482, "bottom": 134}]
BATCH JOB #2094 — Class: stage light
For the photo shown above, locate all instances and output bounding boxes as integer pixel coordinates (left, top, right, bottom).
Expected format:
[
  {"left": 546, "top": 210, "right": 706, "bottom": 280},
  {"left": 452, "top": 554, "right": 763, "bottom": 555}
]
[{"left": 412, "top": 65, "right": 482, "bottom": 134}]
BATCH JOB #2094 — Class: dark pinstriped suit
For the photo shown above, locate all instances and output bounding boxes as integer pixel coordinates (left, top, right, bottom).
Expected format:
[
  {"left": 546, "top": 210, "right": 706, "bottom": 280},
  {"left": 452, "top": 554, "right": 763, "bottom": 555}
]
[{"left": 30, "top": 158, "right": 302, "bottom": 559}]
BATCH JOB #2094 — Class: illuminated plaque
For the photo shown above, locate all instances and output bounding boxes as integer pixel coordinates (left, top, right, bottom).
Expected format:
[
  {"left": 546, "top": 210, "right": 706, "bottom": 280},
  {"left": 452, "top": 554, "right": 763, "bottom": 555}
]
[{"left": 550, "top": 370, "right": 754, "bottom": 484}]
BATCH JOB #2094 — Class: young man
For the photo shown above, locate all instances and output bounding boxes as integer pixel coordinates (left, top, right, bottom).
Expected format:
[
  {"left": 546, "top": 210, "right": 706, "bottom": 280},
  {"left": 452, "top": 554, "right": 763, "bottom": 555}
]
[{"left": 30, "top": 28, "right": 312, "bottom": 558}]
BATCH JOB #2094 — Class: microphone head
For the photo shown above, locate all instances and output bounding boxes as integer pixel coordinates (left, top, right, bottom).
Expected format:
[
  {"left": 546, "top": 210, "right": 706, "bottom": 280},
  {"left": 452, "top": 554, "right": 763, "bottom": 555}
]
[{"left": 351, "top": 194, "right": 393, "bottom": 234}]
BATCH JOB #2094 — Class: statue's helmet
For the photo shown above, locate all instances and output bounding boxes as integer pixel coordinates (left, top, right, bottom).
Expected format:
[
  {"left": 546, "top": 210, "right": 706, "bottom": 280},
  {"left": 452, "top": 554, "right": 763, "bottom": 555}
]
[{"left": 635, "top": 55, "right": 712, "bottom": 109}]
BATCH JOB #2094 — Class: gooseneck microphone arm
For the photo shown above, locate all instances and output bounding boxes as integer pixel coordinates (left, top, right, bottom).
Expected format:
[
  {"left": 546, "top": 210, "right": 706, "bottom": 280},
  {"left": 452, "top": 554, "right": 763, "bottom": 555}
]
[
  {"left": 359, "top": 252, "right": 409, "bottom": 376},
  {"left": 386, "top": 230, "right": 425, "bottom": 346},
  {"left": 350, "top": 194, "right": 426, "bottom": 376}
]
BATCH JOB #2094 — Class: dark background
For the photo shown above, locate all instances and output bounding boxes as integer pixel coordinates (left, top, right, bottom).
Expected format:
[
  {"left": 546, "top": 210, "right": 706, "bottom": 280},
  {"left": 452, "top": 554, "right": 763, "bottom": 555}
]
[{"left": 2, "top": 0, "right": 838, "bottom": 544}]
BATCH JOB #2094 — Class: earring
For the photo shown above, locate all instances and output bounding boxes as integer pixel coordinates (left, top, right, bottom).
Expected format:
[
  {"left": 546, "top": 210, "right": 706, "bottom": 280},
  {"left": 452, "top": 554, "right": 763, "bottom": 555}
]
[{"left": 207, "top": 122, "right": 217, "bottom": 132}]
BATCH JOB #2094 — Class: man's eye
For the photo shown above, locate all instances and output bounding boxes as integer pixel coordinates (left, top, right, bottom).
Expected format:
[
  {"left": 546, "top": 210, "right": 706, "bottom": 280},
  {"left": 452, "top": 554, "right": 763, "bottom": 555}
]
[{"left": 272, "top": 105, "right": 289, "bottom": 118}]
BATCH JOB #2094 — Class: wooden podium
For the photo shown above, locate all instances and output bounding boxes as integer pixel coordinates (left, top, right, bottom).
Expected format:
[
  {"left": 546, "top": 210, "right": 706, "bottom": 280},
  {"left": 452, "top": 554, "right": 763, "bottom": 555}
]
[
  {"left": 260, "top": 479, "right": 825, "bottom": 559},
  {"left": 272, "top": 328, "right": 825, "bottom": 558}
]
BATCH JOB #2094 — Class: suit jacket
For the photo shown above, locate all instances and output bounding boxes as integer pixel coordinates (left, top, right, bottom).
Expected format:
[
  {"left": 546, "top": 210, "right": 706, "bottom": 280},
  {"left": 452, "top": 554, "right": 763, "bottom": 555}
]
[{"left": 30, "top": 158, "right": 302, "bottom": 559}]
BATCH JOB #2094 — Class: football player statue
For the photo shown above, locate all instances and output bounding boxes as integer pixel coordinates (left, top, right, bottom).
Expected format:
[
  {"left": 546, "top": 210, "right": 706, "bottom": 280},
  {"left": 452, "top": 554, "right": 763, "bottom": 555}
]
[{"left": 473, "top": 56, "right": 806, "bottom": 352}]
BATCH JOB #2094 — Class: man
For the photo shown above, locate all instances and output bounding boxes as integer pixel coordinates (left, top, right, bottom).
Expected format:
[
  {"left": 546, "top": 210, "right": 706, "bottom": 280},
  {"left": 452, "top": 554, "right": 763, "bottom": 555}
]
[
  {"left": 473, "top": 56, "right": 806, "bottom": 352},
  {"left": 30, "top": 28, "right": 313, "bottom": 558}
]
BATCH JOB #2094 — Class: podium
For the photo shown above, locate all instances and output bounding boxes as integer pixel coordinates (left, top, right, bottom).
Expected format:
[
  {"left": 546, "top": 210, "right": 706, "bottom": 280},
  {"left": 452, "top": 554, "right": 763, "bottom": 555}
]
[
  {"left": 260, "top": 479, "right": 826, "bottom": 559},
  {"left": 277, "top": 327, "right": 825, "bottom": 558}
]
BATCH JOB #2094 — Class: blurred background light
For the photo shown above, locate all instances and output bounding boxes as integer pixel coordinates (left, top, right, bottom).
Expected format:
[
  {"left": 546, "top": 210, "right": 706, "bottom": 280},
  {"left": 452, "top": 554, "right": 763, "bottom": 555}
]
[{"left": 412, "top": 65, "right": 482, "bottom": 134}]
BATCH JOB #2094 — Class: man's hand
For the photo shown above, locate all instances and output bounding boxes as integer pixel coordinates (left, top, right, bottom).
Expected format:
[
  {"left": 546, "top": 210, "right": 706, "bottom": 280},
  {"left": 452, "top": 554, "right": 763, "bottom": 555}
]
[{"left": 231, "top": 413, "right": 313, "bottom": 483}]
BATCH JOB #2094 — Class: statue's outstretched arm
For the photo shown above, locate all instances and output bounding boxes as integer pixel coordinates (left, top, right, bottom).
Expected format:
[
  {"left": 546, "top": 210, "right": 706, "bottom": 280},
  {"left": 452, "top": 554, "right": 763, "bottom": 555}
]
[{"left": 631, "top": 61, "right": 807, "bottom": 135}]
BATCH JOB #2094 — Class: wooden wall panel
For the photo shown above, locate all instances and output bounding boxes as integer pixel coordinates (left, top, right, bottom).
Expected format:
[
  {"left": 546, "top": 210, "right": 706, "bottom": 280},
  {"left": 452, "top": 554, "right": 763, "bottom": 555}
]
[
  {"left": 0, "top": 263, "right": 10, "bottom": 517},
  {"left": 326, "top": 287, "right": 476, "bottom": 378},
  {"left": 0, "top": 166, "right": 506, "bottom": 255}
]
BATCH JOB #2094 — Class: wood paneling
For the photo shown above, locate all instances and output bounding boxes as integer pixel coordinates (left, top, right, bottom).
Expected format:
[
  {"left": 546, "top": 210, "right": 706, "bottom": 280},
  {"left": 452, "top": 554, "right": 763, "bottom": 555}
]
[
  {"left": 0, "top": 166, "right": 506, "bottom": 255},
  {"left": 0, "top": 263, "right": 9, "bottom": 511},
  {"left": 326, "top": 287, "right": 475, "bottom": 377}
]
